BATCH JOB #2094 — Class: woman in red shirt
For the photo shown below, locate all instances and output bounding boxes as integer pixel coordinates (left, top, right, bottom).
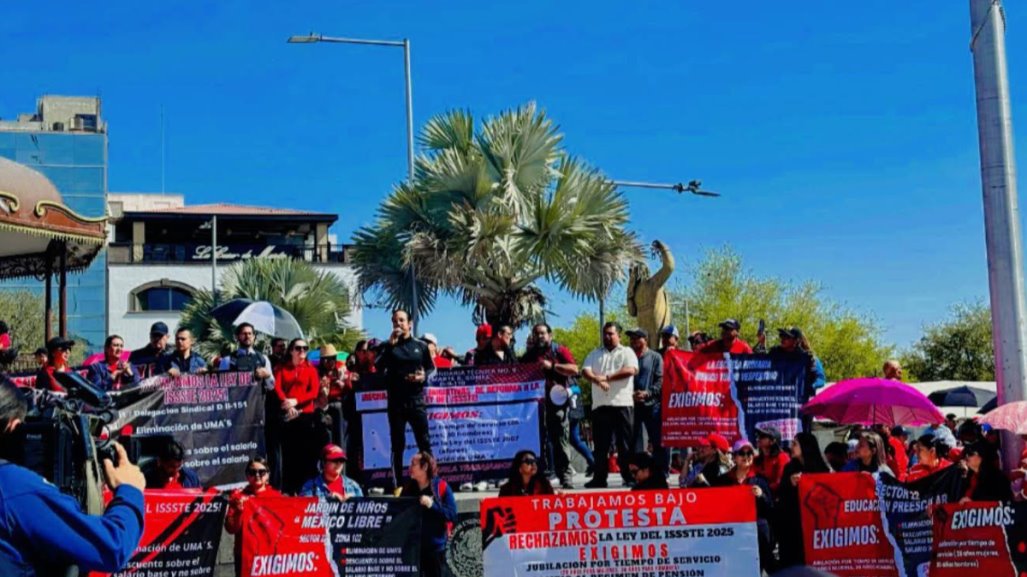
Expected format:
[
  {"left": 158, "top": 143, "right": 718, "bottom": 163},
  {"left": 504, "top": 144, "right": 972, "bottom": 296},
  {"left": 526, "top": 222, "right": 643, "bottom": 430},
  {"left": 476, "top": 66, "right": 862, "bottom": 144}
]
[
  {"left": 754, "top": 425, "right": 791, "bottom": 494},
  {"left": 274, "top": 338, "right": 322, "bottom": 494},
  {"left": 225, "top": 457, "right": 281, "bottom": 577},
  {"left": 907, "top": 434, "right": 953, "bottom": 482},
  {"left": 35, "top": 337, "right": 74, "bottom": 392}
]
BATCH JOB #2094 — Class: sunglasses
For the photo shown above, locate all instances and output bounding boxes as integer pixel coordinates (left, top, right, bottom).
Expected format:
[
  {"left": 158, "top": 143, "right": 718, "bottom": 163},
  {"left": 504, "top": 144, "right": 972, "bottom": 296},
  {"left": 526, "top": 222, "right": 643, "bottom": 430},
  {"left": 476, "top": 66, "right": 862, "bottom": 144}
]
[
  {"left": 293, "top": 346, "right": 309, "bottom": 352},
  {"left": 521, "top": 458, "right": 537, "bottom": 466},
  {"left": 327, "top": 458, "right": 346, "bottom": 464},
  {"left": 246, "top": 468, "right": 269, "bottom": 477}
]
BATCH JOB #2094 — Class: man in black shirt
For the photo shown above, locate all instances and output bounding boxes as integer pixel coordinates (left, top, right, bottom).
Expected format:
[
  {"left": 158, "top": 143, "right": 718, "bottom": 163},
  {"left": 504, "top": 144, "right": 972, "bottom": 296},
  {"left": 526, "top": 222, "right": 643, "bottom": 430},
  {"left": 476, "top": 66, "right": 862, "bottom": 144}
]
[
  {"left": 474, "top": 324, "right": 516, "bottom": 366},
  {"left": 128, "top": 321, "right": 172, "bottom": 377},
  {"left": 376, "top": 309, "right": 435, "bottom": 487}
]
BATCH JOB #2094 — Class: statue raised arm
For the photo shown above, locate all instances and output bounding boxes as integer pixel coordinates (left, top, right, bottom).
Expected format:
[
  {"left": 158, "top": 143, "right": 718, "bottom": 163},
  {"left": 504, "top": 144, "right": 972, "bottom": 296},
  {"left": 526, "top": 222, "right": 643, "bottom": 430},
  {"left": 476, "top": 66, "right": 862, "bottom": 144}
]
[{"left": 626, "top": 240, "right": 675, "bottom": 340}]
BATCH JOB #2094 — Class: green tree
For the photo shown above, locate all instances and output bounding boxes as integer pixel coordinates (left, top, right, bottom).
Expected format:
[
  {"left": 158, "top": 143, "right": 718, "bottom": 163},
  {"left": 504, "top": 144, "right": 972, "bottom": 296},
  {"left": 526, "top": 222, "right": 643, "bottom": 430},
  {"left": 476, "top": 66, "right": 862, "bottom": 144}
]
[
  {"left": 0, "top": 291, "right": 87, "bottom": 368},
  {"left": 902, "top": 301, "right": 993, "bottom": 382},
  {"left": 671, "top": 247, "right": 891, "bottom": 381},
  {"left": 352, "top": 102, "right": 642, "bottom": 330},
  {"left": 179, "top": 258, "right": 361, "bottom": 359}
]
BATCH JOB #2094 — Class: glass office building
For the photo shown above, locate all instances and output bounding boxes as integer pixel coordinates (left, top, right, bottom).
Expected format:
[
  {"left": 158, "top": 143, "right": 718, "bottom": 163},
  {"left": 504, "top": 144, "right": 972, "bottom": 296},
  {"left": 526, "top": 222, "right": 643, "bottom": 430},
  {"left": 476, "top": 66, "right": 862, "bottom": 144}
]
[{"left": 0, "top": 96, "right": 108, "bottom": 352}]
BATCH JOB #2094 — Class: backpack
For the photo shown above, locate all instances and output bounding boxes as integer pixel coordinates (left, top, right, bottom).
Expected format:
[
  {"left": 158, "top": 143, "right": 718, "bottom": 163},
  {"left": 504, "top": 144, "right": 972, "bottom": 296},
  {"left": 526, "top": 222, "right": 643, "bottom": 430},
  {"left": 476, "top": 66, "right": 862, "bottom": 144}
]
[{"left": 435, "top": 479, "right": 454, "bottom": 538}]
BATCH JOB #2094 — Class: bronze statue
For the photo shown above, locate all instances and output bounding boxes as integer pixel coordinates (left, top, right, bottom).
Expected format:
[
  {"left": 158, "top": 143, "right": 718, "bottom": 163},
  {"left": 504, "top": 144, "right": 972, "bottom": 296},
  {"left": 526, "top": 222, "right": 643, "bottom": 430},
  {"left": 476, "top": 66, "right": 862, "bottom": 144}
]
[{"left": 627, "top": 240, "right": 675, "bottom": 340}]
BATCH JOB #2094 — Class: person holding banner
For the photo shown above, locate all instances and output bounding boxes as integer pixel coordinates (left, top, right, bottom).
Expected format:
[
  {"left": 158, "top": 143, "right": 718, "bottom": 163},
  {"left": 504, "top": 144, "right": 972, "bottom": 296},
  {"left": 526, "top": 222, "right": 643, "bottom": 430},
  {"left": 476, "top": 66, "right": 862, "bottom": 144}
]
[
  {"left": 158, "top": 328, "right": 208, "bottom": 376},
  {"left": 275, "top": 338, "right": 325, "bottom": 495},
  {"left": 225, "top": 456, "right": 281, "bottom": 577},
  {"left": 582, "top": 322, "right": 639, "bottom": 489},
  {"left": 399, "top": 451, "right": 457, "bottom": 577},
  {"left": 86, "top": 335, "right": 139, "bottom": 391},
  {"left": 299, "top": 444, "right": 363, "bottom": 500},
  {"left": 776, "top": 432, "right": 831, "bottom": 568},
  {"left": 713, "top": 439, "right": 775, "bottom": 573},
  {"left": 499, "top": 450, "right": 555, "bottom": 496},
  {"left": 960, "top": 441, "right": 1012, "bottom": 503},
  {"left": 696, "top": 319, "right": 752, "bottom": 354}
]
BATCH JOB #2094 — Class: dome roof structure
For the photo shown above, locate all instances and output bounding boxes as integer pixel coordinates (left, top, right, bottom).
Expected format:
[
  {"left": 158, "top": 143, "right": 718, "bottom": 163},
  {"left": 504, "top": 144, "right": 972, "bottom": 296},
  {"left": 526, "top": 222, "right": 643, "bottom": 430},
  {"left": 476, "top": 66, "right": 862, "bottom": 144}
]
[{"left": 0, "top": 156, "right": 106, "bottom": 279}]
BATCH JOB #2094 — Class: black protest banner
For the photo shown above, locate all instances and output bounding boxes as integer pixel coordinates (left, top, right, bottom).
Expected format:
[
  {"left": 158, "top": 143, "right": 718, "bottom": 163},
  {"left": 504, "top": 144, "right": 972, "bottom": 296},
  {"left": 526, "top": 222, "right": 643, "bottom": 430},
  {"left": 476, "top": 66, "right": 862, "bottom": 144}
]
[
  {"left": 99, "top": 490, "right": 227, "bottom": 577},
  {"left": 878, "top": 466, "right": 964, "bottom": 577},
  {"left": 732, "top": 353, "right": 808, "bottom": 442},
  {"left": 111, "top": 372, "right": 265, "bottom": 487},
  {"left": 241, "top": 496, "right": 422, "bottom": 577}
]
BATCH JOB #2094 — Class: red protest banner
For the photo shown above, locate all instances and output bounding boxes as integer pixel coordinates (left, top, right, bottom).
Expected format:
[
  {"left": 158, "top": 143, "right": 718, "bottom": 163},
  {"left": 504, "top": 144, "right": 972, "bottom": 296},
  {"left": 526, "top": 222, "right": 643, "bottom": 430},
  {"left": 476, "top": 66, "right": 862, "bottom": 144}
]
[
  {"left": 661, "top": 350, "right": 739, "bottom": 447},
  {"left": 93, "top": 490, "right": 226, "bottom": 577},
  {"left": 481, "top": 487, "right": 760, "bottom": 577},
  {"left": 238, "top": 496, "right": 422, "bottom": 577},
  {"left": 930, "top": 502, "right": 1024, "bottom": 577},
  {"left": 799, "top": 473, "right": 899, "bottom": 577}
]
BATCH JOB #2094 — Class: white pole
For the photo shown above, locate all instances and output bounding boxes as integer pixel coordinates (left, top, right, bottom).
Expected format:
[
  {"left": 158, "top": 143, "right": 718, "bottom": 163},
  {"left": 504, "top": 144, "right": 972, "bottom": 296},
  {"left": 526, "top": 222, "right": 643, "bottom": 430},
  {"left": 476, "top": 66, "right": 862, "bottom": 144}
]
[
  {"left": 970, "top": 0, "right": 1026, "bottom": 471},
  {"left": 212, "top": 215, "right": 218, "bottom": 305}
]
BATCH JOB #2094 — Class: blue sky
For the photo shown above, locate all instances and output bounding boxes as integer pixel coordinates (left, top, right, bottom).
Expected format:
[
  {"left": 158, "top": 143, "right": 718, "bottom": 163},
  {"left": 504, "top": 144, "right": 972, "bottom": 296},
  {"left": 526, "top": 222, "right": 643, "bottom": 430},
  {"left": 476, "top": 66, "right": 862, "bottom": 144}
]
[{"left": 3, "top": 1, "right": 1025, "bottom": 354}]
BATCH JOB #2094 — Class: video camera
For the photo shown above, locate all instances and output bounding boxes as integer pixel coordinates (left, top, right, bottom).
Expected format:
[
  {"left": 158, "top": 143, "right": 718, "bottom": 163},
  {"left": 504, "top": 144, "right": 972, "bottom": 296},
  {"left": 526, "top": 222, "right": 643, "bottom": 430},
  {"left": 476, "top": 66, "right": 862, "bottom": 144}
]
[{"left": 7, "top": 371, "right": 118, "bottom": 514}]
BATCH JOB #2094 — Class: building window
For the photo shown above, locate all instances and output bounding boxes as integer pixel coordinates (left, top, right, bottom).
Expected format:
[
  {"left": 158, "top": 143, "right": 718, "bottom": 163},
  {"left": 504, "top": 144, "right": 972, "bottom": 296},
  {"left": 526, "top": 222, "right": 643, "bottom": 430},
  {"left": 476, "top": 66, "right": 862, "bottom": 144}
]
[{"left": 129, "top": 280, "right": 195, "bottom": 312}]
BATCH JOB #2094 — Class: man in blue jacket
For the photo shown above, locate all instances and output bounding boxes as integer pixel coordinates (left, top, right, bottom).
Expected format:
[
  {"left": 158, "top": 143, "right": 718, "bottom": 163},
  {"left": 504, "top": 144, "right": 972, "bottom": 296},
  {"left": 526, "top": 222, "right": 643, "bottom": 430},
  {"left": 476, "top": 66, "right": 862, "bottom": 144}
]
[{"left": 0, "top": 378, "right": 146, "bottom": 576}]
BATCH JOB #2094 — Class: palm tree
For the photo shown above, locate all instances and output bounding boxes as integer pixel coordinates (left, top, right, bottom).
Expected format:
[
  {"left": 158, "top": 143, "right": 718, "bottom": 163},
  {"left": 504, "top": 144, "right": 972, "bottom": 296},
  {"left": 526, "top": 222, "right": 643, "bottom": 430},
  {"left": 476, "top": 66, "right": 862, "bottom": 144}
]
[
  {"left": 352, "top": 102, "right": 642, "bottom": 330},
  {"left": 179, "top": 258, "right": 361, "bottom": 358}
]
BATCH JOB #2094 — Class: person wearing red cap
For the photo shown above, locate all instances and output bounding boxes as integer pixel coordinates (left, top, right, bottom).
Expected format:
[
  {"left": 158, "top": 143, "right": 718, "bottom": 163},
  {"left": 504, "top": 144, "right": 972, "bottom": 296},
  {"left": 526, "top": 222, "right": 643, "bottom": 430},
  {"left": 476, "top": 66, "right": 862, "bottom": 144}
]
[
  {"left": 299, "top": 444, "right": 363, "bottom": 500},
  {"left": 680, "top": 433, "right": 731, "bottom": 488},
  {"left": 464, "top": 324, "right": 492, "bottom": 365}
]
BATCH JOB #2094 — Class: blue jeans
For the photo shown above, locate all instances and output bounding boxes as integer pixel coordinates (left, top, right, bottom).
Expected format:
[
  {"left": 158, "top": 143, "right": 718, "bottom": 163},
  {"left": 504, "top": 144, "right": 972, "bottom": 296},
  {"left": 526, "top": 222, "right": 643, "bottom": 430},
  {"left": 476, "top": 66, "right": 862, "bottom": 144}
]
[{"left": 568, "top": 417, "right": 595, "bottom": 468}]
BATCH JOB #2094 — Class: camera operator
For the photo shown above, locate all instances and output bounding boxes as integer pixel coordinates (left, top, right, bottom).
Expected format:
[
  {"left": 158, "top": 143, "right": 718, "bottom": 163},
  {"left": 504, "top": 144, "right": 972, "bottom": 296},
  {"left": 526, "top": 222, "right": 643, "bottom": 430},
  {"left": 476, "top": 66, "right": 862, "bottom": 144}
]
[{"left": 0, "top": 378, "right": 146, "bottom": 576}]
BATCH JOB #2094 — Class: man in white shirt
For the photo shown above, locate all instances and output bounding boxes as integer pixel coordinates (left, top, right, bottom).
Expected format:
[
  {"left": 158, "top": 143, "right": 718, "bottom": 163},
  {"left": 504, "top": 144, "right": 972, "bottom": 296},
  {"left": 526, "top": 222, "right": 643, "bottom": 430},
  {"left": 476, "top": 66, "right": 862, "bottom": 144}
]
[{"left": 582, "top": 322, "right": 639, "bottom": 489}]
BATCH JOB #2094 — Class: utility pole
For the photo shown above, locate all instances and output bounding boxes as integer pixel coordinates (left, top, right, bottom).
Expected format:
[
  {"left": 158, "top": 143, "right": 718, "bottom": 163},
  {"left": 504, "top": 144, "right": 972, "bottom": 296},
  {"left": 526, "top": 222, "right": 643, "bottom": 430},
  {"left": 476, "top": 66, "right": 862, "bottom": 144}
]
[{"left": 969, "top": 0, "right": 1026, "bottom": 472}]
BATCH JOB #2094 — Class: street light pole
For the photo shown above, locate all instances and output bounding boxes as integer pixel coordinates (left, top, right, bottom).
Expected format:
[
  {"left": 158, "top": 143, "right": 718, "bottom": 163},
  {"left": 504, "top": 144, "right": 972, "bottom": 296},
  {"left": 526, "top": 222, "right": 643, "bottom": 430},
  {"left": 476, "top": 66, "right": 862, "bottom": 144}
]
[
  {"left": 608, "top": 178, "right": 717, "bottom": 345},
  {"left": 288, "top": 32, "right": 419, "bottom": 330},
  {"left": 969, "top": 0, "right": 1026, "bottom": 473}
]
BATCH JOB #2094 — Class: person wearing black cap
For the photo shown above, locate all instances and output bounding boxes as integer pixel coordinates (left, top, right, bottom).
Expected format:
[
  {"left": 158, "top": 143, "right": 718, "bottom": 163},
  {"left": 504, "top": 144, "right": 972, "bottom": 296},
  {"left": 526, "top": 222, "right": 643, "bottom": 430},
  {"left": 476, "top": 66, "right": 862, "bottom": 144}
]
[
  {"left": 128, "top": 321, "right": 172, "bottom": 376},
  {"left": 627, "top": 328, "right": 666, "bottom": 478},
  {"left": 761, "top": 327, "right": 826, "bottom": 431},
  {"left": 696, "top": 319, "right": 752, "bottom": 354},
  {"left": 754, "top": 424, "right": 791, "bottom": 493},
  {"left": 658, "top": 325, "right": 681, "bottom": 354},
  {"left": 35, "top": 337, "right": 75, "bottom": 392},
  {"left": 32, "top": 347, "right": 48, "bottom": 370}
]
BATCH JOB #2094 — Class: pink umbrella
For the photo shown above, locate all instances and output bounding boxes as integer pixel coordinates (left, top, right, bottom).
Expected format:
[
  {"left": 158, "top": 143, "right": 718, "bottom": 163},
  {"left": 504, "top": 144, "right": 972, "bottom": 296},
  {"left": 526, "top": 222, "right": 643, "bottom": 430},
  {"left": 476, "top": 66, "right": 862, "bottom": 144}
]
[
  {"left": 977, "top": 400, "right": 1027, "bottom": 435},
  {"left": 802, "top": 377, "right": 945, "bottom": 426}
]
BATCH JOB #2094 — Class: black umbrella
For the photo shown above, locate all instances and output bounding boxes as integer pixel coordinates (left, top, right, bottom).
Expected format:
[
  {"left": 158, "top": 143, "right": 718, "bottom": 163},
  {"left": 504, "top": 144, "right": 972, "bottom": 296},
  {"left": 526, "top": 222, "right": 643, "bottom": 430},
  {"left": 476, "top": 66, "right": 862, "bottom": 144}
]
[
  {"left": 927, "top": 385, "right": 995, "bottom": 408},
  {"left": 978, "top": 396, "right": 998, "bottom": 414}
]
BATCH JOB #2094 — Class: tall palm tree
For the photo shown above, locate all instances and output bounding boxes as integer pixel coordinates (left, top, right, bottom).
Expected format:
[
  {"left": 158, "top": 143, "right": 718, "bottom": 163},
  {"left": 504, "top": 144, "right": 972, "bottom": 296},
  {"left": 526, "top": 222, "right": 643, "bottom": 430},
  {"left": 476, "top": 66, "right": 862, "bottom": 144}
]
[
  {"left": 352, "top": 102, "right": 642, "bottom": 330},
  {"left": 179, "top": 258, "right": 361, "bottom": 358}
]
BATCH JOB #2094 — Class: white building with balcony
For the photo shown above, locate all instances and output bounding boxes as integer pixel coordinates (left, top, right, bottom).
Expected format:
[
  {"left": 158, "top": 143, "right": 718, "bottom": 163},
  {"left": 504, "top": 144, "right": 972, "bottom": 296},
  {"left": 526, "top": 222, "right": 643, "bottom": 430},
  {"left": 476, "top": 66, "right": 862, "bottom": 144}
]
[{"left": 107, "top": 193, "right": 361, "bottom": 348}]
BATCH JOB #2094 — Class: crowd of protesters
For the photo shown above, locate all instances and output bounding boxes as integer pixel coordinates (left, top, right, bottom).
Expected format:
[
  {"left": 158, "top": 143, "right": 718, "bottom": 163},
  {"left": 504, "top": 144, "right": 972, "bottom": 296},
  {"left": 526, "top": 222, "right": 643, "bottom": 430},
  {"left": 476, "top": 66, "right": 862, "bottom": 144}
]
[{"left": 5, "top": 313, "right": 1027, "bottom": 577}]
